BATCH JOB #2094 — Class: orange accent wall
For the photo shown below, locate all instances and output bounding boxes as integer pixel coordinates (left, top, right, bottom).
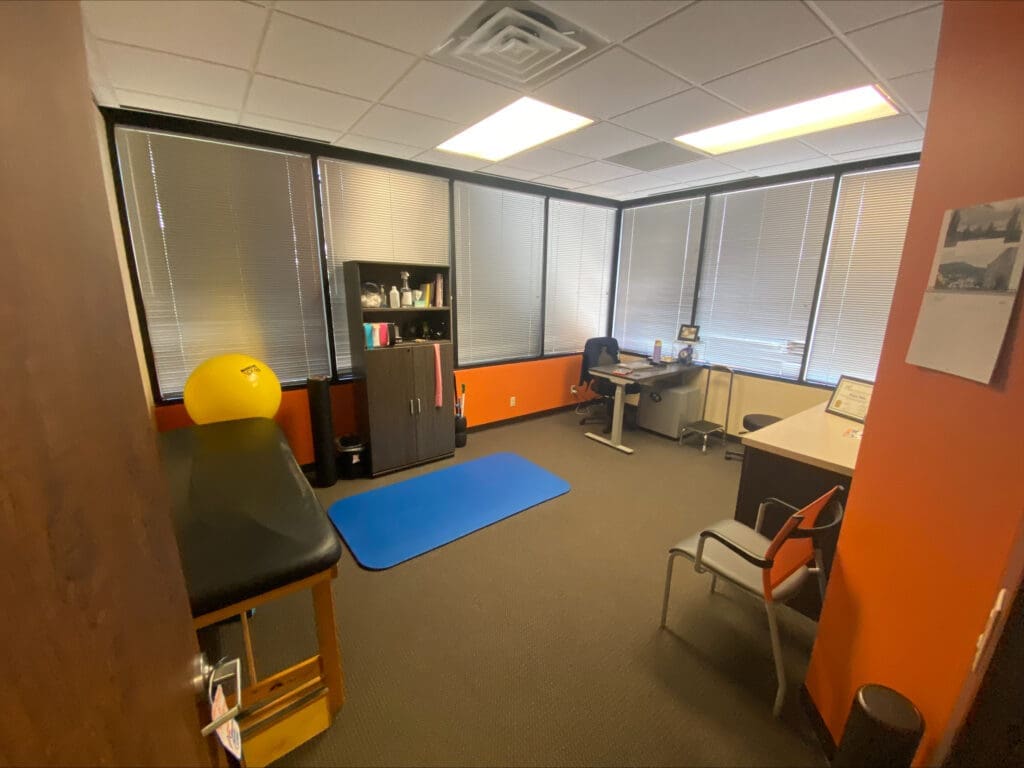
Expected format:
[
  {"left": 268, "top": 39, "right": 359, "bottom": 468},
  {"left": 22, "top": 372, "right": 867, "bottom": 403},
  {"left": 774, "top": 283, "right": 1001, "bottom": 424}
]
[
  {"left": 805, "top": 3, "right": 1024, "bottom": 762},
  {"left": 154, "top": 355, "right": 587, "bottom": 460},
  {"left": 454, "top": 354, "right": 589, "bottom": 427}
]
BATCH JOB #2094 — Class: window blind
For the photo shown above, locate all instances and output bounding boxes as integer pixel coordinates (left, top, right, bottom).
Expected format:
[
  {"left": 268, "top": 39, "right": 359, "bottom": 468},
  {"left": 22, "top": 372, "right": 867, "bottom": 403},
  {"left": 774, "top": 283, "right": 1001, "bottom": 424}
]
[
  {"left": 696, "top": 178, "right": 834, "bottom": 379},
  {"left": 544, "top": 199, "right": 617, "bottom": 355},
  {"left": 612, "top": 197, "right": 705, "bottom": 355},
  {"left": 805, "top": 164, "right": 919, "bottom": 385},
  {"left": 454, "top": 182, "right": 544, "bottom": 365},
  {"left": 318, "top": 159, "right": 450, "bottom": 373},
  {"left": 115, "top": 127, "right": 329, "bottom": 398}
]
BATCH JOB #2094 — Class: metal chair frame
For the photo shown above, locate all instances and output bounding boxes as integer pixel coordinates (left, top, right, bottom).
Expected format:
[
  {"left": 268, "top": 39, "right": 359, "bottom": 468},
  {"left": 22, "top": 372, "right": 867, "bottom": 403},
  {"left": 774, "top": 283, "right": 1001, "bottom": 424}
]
[{"left": 659, "top": 490, "right": 845, "bottom": 716}]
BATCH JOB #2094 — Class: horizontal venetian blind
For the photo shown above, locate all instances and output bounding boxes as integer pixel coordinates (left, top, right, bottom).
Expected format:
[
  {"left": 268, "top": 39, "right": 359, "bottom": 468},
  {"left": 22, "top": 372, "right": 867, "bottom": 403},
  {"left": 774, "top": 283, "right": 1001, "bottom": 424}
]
[
  {"left": 612, "top": 197, "right": 705, "bottom": 355},
  {"left": 454, "top": 182, "right": 544, "bottom": 365},
  {"left": 544, "top": 199, "right": 617, "bottom": 355},
  {"left": 696, "top": 177, "right": 834, "bottom": 379},
  {"left": 318, "top": 159, "right": 450, "bottom": 373},
  {"left": 805, "top": 164, "right": 919, "bottom": 385},
  {"left": 115, "top": 127, "right": 329, "bottom": 398}
]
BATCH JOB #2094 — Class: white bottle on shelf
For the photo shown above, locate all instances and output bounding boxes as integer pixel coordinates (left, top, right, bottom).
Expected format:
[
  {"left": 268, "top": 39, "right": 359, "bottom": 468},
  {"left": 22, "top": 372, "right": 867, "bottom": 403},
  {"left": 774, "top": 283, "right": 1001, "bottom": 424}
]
[{"left": 389, "top": 285, "right": 400, "bottom": 308}]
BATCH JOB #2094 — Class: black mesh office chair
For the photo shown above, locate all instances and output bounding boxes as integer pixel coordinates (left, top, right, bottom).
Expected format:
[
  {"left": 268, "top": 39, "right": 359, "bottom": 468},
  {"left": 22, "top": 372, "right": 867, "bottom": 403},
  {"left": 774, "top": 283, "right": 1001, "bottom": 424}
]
[{"left": 578, "top": 337, "right": 640, "bottom": 432}]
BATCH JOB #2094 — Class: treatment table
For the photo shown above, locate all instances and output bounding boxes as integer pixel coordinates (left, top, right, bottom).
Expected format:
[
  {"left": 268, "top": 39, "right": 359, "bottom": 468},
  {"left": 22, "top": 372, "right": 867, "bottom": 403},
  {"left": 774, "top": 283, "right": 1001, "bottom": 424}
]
[{"left": 159, "top": 417, "right": 344, "bottom": 766}]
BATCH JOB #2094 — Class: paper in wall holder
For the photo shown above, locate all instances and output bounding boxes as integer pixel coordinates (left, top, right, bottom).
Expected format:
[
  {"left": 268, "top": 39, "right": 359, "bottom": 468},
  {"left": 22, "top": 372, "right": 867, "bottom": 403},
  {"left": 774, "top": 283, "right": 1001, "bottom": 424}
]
[{"left": 906, "top": 197, "right": 1024, "bottom": 383}]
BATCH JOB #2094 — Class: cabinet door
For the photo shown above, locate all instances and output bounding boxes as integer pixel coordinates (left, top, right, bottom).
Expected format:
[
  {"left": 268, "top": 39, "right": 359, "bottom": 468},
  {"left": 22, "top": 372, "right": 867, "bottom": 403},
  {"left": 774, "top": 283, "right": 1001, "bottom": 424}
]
[
  {"left": 411, "top": 343, "right": 455, "bottom": 461},
  {"left": 365, "top": 348, "right": 417, "bottom": 473}
]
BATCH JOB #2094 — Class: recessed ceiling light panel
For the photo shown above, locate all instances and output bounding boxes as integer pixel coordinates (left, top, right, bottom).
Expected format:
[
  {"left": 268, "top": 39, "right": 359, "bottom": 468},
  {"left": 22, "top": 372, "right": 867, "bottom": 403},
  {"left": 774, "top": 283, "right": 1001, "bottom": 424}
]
[
  {"left": 676, "top": 85, "right": 899, "bottom": 155},
  {"left": 437, "top": 97, "right": 592, "bottom": 162}
]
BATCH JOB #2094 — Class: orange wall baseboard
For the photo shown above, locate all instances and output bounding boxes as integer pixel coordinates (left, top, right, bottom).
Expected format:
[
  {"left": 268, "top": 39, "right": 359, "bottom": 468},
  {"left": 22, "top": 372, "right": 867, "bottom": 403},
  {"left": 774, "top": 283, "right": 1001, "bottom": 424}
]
[{"left": 154, "top": 355, "right": 589, "bottom": 463}]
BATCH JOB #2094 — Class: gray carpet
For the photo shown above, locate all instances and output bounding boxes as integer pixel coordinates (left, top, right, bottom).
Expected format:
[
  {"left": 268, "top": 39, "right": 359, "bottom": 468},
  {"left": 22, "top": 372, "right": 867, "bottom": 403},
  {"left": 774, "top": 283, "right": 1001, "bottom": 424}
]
[{"left": 215, "top": 410, "right": 827, "bottom": 767}]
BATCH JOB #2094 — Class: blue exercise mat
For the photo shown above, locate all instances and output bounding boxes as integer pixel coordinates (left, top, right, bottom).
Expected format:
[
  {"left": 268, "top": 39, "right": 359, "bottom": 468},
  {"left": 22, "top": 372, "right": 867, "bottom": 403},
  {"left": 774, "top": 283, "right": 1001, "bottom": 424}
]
[{"left": 328, "top": 452, "right": 570, "bottom": 570}]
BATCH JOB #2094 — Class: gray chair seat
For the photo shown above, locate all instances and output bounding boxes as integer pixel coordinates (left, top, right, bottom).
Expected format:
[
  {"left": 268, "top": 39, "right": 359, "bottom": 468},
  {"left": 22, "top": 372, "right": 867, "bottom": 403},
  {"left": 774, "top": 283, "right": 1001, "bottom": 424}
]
[
  {"left": 742, "top": 413, "right": 781, "bottom": 432},
  {"left": 672, "top": 519, "right": 809, "bottom": 602}
]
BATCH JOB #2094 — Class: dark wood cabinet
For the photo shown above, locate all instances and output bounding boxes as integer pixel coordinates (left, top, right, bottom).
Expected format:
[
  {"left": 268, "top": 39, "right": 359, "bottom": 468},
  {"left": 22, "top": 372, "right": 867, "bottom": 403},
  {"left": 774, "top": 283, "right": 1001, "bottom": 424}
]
[{"left": 343, "top": 261, "right": 455, "bottom": 476}]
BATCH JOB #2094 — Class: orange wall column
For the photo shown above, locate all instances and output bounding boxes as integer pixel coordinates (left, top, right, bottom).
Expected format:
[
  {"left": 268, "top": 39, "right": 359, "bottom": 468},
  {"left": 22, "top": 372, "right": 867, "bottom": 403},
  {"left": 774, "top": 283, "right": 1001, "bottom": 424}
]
[{"left": 805, "top": 2, "right": 1024, "bottom": 762}]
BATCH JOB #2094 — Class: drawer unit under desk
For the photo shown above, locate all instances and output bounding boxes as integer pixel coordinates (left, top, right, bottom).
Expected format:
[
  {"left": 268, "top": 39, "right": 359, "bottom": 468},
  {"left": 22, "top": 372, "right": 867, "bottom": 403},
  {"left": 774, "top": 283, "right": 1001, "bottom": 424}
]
[{"left": 637, "top": 380, "right": 704, "bottom": 439}]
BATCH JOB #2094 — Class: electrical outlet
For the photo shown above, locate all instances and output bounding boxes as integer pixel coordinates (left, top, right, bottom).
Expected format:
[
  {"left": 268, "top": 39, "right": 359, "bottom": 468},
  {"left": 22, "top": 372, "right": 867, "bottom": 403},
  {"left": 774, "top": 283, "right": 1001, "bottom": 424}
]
[
  {"left": 510, "top": 396, "right": 516, "bottom": 407},
  {"left": 570, "top": 385, "right": 578, "bottom": 397}
]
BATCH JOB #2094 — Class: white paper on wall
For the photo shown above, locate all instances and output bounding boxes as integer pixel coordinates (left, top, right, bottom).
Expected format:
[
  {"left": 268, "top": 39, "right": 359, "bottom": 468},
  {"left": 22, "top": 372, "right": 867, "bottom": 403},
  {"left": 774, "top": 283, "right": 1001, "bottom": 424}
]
[{"left": 906, "top": 198, "right": 1024, "bottom": 383}]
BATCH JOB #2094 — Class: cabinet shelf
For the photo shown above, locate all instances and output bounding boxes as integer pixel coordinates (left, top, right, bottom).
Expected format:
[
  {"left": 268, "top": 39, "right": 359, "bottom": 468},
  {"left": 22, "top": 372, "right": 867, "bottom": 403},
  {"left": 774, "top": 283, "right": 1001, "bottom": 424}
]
[{"left": 361, "top": 306, "right": 448, "bottom": 313}]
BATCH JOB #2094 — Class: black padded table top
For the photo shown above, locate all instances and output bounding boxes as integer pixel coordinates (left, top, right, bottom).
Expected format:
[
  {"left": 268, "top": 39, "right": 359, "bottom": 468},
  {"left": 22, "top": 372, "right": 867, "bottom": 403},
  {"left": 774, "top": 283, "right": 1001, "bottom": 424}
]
[{"left": 158, "top": 417, "right": 342, "bottom": 617}]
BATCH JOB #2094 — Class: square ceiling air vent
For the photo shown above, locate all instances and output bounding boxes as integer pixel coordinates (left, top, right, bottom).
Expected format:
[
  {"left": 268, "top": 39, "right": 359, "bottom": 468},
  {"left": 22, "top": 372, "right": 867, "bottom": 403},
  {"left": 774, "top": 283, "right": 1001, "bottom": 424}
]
[{"left": 432, "top": 1, "right": 606, "bottom": 87}]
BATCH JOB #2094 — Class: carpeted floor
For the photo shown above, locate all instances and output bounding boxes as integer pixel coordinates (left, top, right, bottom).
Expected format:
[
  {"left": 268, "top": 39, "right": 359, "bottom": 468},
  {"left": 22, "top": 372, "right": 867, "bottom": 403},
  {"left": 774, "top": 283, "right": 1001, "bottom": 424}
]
[{"left": 211, "top": 410, "right": 827, "bottom": 767}]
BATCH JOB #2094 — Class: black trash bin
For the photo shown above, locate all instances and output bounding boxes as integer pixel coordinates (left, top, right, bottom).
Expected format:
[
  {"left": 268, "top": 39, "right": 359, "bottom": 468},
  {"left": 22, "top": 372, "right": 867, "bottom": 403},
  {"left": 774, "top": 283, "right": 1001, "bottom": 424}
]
[
  {"left": 335, "top": 435, "right": 368, "bottom": 479},
  {"left": 834, "top": 684, "right": 924, "bottom": 767}
]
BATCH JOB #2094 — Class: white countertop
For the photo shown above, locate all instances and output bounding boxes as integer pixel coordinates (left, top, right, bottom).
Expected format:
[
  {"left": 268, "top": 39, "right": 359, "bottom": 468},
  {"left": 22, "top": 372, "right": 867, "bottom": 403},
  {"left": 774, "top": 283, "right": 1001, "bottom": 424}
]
[{"left": 741, "top": 402, "right": 860, "bottom": 477}]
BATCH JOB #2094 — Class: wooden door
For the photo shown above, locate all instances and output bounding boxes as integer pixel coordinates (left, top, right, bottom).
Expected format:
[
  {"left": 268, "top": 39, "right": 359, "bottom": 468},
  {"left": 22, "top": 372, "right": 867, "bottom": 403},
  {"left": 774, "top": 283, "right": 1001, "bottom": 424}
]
[
  {"left": 0, "top": 3, "right": 215, "bottom": 765},
  {"left": 365, "top": 348, "right": 417, "bottom": 473},
  {"left": 412, "top": 343, "right": 456, "bottom": 461}
]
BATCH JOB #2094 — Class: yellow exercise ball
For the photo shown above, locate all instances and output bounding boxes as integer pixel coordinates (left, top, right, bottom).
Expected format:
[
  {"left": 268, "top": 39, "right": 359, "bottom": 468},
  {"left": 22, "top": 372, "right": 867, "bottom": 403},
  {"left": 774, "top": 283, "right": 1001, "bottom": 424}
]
[{"left": 183, "top": 353, "right": 282, "bottom": 425}]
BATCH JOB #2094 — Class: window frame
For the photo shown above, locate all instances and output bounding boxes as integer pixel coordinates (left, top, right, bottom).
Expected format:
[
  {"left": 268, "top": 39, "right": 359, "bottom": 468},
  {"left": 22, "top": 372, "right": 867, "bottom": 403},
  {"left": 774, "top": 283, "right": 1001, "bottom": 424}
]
[{"left": 103, "top": 107, "right": 920, "bottom": 403}]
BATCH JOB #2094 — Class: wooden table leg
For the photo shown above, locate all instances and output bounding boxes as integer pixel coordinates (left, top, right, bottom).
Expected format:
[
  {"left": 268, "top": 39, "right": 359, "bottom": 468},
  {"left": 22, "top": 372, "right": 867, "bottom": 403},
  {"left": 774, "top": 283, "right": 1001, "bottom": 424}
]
[{"left": 311, "top": 576, "right": 345, "bottom": 715}]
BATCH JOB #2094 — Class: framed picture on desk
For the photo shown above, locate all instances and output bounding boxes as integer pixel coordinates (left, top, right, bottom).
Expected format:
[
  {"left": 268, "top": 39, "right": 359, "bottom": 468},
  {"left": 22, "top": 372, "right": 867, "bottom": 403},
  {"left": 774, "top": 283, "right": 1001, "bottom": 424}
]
[
  {"left": 826, "top": 375, "right": 874, "bottom": 423},
  {"left": 677, "top": 324, "right": 700, "bottom": 342}
]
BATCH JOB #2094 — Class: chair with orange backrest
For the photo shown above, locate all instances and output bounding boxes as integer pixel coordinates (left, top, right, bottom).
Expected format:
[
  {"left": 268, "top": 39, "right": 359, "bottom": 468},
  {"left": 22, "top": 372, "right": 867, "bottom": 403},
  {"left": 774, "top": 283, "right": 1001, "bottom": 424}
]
[{"left": 659, "top": 486, "right": 845, "bottom": 716}]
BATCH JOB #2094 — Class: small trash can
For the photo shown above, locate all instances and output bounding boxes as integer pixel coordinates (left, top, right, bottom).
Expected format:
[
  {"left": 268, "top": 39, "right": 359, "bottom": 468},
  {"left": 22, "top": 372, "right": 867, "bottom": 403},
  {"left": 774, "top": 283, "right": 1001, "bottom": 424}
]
[{"left": 335, "top": 435, "right": 368, "bottom": 479}]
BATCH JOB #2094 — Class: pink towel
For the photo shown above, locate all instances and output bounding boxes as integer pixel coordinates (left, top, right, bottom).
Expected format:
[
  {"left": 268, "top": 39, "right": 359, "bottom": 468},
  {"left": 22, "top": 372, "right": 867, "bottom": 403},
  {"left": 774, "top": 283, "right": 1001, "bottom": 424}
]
[{"left": 433, "top": 343, "right": 443, "bottom": 407}]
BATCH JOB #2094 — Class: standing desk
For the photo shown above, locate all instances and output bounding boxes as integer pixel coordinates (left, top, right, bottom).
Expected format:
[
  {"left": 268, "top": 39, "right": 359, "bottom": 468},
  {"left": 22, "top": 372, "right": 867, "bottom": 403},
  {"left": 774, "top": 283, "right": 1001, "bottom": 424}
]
[
  {"left": 585, "top": 361, "right": 698, "bottom": 454},
  {"left": 735, "top": 402, "right": 860, "bottom": 618}
]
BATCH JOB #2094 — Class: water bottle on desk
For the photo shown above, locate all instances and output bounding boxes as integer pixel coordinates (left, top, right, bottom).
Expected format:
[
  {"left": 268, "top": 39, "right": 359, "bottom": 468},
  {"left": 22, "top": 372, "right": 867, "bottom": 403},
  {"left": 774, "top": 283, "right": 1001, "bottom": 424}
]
[{"left": 652, "top": 339, "right": 662, "bottom": 364}]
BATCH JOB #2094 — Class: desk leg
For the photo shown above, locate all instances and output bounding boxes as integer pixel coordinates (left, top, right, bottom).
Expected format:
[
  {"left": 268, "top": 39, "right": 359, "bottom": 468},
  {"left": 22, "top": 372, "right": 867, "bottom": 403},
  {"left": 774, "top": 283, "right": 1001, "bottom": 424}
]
[
  {"left": 311, "top": 577, "right": 345, "bottom": 715},
  {"left": 585, "top": 382, "right": 634, "bottom": 454}
]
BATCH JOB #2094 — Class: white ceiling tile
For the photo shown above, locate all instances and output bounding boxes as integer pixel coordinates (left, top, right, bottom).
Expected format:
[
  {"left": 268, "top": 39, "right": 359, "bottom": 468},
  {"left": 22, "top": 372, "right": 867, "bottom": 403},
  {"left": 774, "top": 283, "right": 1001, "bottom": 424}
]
[
  {"left": 613, "top": 89, "right": 744, "bottom": 141},
  {"left": 350, "top": 105, "right": 462, "bottom": 148},
  {"left": 753, "top": 157, "right": 836, "bottom": 177},
  {"left": 98, "top": 42, "right": 248, "bottom": 109},
  {"left": 333, "top": 134, "right": 422, "bottom": 159},
  {"left": 116, "top": 90, "right": 239, "bottom": 123},
  {"left": 258, "top": 12, "right": 414, "bottom": 101},
  {"left": 716, "top": 139, "right": 824, "bottom": 171},
  {"left": 543, "top": 122, "right": 653, "bottom": 159},
  {"left": 276, "top": 1, "right": 477, "bottom": 55},
  {"left": 82, "top": 0, "right": 267, "bottom": 69},
  {"left": 535, "top": 47, "right": 686, "bottom": 120},
  {"left": 535, "top": 1, "right": 690, "bottom": 42},
  {"left": 241, "top": 114, "right": 341, "bottom": 142},
  {"left": 636, "top": 171, "right": 751, "bottom": 196},
  {"left": 479, "top": 164, "right": 543, "bottom": 181},
  {"left": 382, "top": 61, "right": 518, "bottom": 124},
  {"left": 847, "top": 6, "right": 942, "bottom": 79},
  {"left": 595, "top": 173, "right": 665, "bottom": 194},
  {"left": 707, "top": 40, "right": 874, "bottom": 112},
  {"left": 626, "top": 0, "right": 829, "bottom": 84},
  {"left": 831, "top": 139, "right": 923, "bottom": 162},
  {"left": 557, "top": 161, "right": 636, "bottom": 184},
  {"left": 804, "top": 114, "right": 923, "bottom": 155},
  {"left": 650, "top": 158, "right": 741, "bottom": 183},
  {"left": 815, "top": 1, "right": 938, "bottom": 32},
  {"left": 245, "top": 76, "right": 370, "bottom": 131},
  {"left": 888, "top": 69, "right": 934, "bottom": 113},
  {"left": 413, "top": 149, "right": 490, "bottom": 172},
  {"left": 500, "top": 146, "right": 588, "bottom": 174},
  {"left": 533, "top": 175, "right": 589, "bottom": 190}
]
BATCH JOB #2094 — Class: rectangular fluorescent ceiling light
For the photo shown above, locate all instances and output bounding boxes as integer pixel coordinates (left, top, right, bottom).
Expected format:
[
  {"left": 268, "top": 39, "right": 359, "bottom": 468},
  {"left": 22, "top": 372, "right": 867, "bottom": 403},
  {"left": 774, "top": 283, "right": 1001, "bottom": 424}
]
[
  {"left": 676, "top": 85, "right": 898, "bottom": 155},
  {"left": 437, "top": 97, "right": 592, "bottom": 162}
]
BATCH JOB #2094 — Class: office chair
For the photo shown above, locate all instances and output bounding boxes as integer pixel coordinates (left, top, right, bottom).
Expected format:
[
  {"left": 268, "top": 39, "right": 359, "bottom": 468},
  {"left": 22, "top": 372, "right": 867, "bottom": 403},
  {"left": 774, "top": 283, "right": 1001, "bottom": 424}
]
[
  {"left": 724, "top": 413, "right": 782, "bottom": 461},
  {"left": 679, "top": 364, "right": 734, "bottom": 453},
  {"left": 578, "top": 337, "right": 640, "bottom": 432},
  {"left": 660, "top": 486, "right": 845, "bottom": 716}
]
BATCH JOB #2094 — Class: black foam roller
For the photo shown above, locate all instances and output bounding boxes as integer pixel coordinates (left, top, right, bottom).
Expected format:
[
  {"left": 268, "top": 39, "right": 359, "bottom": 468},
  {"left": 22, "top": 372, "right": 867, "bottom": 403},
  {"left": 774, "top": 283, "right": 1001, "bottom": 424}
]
[
  {"left": 834, "top": 684, "right": 923, "bottom": 767},
  {"left": 307, "top": 375, "right": 337, "bottom": 487}
]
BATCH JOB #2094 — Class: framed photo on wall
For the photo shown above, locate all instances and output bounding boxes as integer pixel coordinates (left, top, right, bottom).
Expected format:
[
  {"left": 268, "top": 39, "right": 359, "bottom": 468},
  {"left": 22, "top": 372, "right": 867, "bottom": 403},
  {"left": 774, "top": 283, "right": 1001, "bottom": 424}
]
[
  {"left": 826, "top": 375, "right": 875, "bottom": 423},
  {"left": 677, "top": 324, "right": 700, "bottom": 342}
]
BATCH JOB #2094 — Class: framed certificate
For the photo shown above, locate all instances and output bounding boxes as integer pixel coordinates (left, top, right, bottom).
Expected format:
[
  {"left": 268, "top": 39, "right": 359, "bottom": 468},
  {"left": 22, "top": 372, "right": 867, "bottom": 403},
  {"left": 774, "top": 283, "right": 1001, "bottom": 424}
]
[{"left": 826, "top": 375, "right": 874, "bottom": 423}]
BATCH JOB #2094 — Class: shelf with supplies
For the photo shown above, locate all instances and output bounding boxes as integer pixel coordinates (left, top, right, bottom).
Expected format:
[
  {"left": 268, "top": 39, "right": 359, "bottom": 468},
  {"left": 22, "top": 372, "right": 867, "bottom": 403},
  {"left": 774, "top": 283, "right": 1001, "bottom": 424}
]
[{"left": 342, "top": 260, "right": 455, "bottom": 476}]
